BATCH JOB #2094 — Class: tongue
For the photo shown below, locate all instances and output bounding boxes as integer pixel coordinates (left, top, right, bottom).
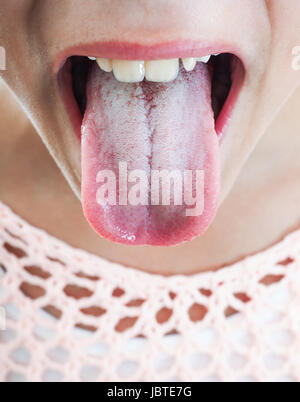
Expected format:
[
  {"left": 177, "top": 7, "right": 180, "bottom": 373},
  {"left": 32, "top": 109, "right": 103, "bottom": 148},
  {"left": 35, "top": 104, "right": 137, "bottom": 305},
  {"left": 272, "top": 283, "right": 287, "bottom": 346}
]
[{"left": 81, "top": 63, "right": 220, "bottom": 246}]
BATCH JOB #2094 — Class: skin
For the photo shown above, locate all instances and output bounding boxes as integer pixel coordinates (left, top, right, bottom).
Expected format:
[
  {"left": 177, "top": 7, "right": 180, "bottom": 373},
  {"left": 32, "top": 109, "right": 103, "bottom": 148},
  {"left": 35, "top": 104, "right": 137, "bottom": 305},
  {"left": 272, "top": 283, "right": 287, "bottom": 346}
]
[{"left": 0, "top": 0, "right": 300, "bottom": 275}]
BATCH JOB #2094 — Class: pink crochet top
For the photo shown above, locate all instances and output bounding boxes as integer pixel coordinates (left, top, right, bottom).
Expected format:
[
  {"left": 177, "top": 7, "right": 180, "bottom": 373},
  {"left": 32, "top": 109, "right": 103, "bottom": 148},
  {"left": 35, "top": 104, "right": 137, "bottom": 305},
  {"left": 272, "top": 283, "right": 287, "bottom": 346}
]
[{"left": 0, "top": 199, "right": 300, "bottom": 382}]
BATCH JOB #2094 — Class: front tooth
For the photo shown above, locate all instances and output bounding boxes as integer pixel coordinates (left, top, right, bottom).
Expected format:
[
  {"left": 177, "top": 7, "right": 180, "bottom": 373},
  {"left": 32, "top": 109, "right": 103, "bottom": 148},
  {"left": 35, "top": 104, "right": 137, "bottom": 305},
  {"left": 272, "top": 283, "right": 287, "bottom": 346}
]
[
  {"left": 113, "top": 60, "right": 145, "bottom": 83},
  {"left": 182, "top": 58, "right": 197, "bottom": 72},
  {"left": 96, "top": 58, "right": 113, "bottom": 73},
  {"left": 145, "top": 59, "right": 179, "bottom": 82},
  {"left": 197, "top": 55, "right": 211, "bottom": 63}
]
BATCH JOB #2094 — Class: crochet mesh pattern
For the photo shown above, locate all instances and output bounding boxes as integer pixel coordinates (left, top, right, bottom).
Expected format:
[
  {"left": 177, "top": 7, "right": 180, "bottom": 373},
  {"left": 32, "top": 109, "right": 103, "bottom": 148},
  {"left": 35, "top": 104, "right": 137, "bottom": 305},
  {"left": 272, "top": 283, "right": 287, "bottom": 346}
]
[{"left": 1, "top": 200, "right": 300, "bottom": 382}]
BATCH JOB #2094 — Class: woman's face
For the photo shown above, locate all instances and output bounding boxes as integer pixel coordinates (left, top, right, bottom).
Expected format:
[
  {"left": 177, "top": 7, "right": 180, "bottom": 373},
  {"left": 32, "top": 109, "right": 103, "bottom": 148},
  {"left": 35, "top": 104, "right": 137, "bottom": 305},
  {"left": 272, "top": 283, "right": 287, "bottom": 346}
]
[{"left": 0, "top": 0, "right": 300, "bottom": 246}]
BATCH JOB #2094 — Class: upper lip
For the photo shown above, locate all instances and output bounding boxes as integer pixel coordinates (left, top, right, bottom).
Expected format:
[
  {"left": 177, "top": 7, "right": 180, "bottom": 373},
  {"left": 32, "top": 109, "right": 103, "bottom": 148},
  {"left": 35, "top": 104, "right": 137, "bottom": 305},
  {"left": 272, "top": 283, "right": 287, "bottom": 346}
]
[{"left": 53, "top": 40, "right": 246, "bottom": 75}]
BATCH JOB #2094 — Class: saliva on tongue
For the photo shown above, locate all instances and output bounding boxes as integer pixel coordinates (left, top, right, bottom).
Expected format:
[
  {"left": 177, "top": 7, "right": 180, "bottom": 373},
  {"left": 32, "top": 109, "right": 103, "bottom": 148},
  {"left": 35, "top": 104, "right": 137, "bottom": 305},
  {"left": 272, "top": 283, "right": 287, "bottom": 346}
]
[{"left": 81, "top": 63, "right": 220, "bottom": 246}]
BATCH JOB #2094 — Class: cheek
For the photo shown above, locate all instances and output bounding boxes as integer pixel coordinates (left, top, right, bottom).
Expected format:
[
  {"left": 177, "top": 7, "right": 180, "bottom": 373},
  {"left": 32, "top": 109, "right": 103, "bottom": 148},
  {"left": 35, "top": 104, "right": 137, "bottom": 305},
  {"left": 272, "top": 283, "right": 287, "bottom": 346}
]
[
  {"left": 250, "top": 0, "right": 300, "bottom": 131},
  {"left": 292, "top": 48, "right": 300, "bottom": 72},
  {"left": 268, "top": 0, "right": 300, "bottom": 91}
]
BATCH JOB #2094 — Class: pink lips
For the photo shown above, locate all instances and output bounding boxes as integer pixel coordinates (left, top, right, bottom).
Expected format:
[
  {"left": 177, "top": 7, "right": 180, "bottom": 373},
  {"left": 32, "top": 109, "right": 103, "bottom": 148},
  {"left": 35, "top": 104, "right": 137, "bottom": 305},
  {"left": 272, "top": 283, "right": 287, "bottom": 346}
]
[{"left": 54, "top": 40, "right": 243, "bottom": 74}]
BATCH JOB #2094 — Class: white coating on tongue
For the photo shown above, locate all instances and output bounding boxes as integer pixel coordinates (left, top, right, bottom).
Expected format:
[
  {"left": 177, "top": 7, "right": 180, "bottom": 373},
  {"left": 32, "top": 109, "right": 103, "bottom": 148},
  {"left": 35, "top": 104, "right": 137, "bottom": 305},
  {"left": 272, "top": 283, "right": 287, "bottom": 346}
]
[{"left": 81, "top": 63, "right": 220, "bottom": 246}]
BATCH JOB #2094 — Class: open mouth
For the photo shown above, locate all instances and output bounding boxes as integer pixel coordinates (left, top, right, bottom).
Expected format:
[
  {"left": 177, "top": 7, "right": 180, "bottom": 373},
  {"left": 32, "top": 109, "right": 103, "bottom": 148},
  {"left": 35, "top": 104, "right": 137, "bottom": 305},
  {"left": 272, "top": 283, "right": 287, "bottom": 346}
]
[{"left": 58, "top": 48, "right": 245, "bottom": 246}]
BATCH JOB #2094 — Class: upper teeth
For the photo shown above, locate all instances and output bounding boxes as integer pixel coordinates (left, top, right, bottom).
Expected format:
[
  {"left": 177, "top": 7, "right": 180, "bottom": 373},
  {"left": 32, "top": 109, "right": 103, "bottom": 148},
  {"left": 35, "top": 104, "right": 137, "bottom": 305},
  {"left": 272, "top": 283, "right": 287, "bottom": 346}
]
[
  {"left": 182, "top": 58, "right": 197, "bottom": 72},
  {"left": 90, "top": 56, "right": 212, "bottom": 83},
  {"left": 197, "top": 55, "right": 211, "bottom": 63},
  {"left": 97, "top": 58, "right": 113, "bottom": 73},
  {"left": 145, "top": 59, "right": 179, "bottom": 83},
  {"left": 113, "top": 60, "right": 145, "bottom": 83}
]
